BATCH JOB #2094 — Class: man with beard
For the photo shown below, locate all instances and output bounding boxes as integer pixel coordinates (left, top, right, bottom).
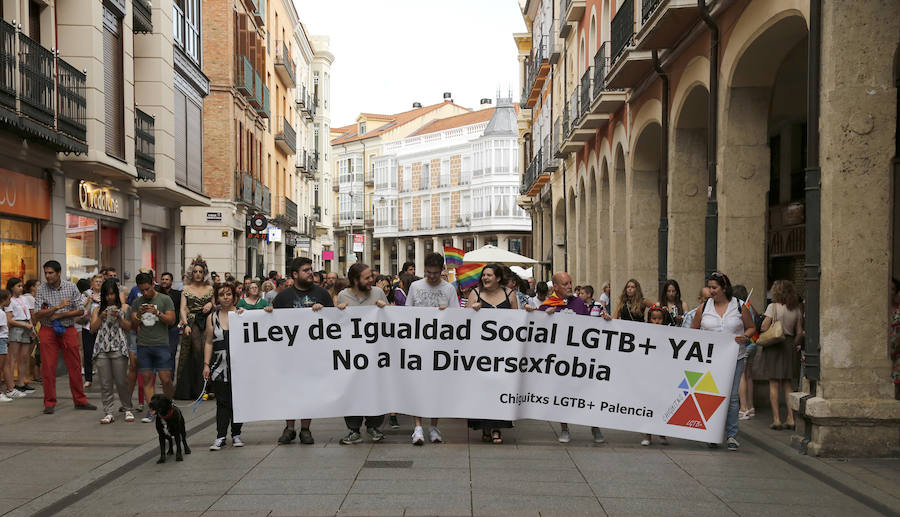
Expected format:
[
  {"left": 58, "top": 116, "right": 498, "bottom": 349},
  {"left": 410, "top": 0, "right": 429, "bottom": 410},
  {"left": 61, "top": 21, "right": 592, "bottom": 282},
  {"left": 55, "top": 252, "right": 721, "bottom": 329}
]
[
  {"left": 335, "top": 262, "right": 388, "bottom": 444},
  {"left": 157, "top": 272, "right": 182, "bottom": 373},
  {"left": 272, "top": 257, "right": 334, "bottom": 445}
]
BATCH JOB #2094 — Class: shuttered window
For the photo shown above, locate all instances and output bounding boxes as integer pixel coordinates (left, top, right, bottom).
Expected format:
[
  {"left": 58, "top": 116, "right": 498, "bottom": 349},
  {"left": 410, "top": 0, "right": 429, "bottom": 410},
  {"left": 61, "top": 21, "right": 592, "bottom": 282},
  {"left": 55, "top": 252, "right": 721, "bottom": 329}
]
[
  {"left": 186, "top": 100, "right": 202, "bottom": 191},
  {"left": 103, "top": 8, "right": 124, "bottom": 159},
  {"left": 174, "top": 89, "right": 187, "bottom": 185}
]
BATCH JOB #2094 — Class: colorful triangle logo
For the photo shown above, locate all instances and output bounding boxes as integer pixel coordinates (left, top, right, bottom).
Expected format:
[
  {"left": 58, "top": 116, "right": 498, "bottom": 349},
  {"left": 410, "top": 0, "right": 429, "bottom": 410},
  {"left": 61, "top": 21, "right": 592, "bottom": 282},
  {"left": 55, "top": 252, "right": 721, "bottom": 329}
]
[
  {"left": 684, "top": 371, "right": 703, "bottom": 387},
  {"left": 693, "top": 393, "right": 726, "bottom": 421},
  {"left": 666, "top": 396, "right": 706, "bottom": 429},
  {"left": 678, "top": 378, "right": 689, "bottom": 390},
  {"left": 694, "top": 372, "right": 720, "bottom": 394}
]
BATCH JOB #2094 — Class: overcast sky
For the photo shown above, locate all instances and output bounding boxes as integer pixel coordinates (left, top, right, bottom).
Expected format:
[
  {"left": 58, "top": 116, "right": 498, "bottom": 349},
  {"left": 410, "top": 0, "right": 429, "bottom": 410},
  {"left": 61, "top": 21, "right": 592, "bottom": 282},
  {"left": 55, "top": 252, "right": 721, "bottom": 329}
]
[{"left": 292, "top": 0, "right": 527, "bottom": 128}]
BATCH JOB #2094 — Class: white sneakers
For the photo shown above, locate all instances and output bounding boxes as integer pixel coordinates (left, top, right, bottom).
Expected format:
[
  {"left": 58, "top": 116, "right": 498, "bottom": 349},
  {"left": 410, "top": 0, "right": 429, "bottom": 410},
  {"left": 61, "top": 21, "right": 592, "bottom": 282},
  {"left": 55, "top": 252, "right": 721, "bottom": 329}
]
[
  {"left": 232, "top": 435, "right": 244, "bottom": 447},
  {"left": 558, "top": 430, "right": 571, "bottom": 443},
  {"left": 0, "top": 392, "right": 13, "bottom": 402},
  {"left": 411, "top": 426, "right": 425, "bottom": 445},
  {"left": 429, "top": 426, "right": 443, "bottom": 443},
  {"left": 124, "top": 411, "right": 135, "bottom": 422},
  {"left": 209, "top": 437, "right": 226, "bottom": 451}
]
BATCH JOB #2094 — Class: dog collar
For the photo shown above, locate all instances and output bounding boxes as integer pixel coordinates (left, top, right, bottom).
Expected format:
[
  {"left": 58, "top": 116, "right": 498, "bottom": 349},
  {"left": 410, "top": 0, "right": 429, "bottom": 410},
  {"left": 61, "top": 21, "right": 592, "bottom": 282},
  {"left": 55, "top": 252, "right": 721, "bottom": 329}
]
[{"left": 162, "top": 408, "right": 175, "bottom": 419}]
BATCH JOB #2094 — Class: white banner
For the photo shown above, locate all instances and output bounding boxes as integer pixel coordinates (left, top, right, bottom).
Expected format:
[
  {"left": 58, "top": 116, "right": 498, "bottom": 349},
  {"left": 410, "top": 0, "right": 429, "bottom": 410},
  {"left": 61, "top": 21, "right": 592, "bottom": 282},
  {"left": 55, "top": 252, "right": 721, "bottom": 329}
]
[{"left": 230, "top": 307, "right": 740, "bottom": 443}]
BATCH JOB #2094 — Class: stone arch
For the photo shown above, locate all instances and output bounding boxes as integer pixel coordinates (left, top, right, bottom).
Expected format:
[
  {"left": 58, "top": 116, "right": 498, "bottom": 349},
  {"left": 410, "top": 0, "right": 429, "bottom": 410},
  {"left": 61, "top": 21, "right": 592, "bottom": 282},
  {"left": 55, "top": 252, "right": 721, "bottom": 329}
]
[
  {"left": 669, "top": 55, "right": 709, "bottom": 125},
  {"left": 601, "top": 0, "right": 611, "bottom": 44},
  {"left": 589, "top": 9, "right": 597, "bottom": 55},
  {"left": 577, "top": 175, "right": 588, "bottom": 283},
  {"left": 568, "top": 185, "right": 578, "bottom": 275},
  {"left": 579, "top": 33, "right": 586, "bottom": 75},
  {"left": 627, "top": 122, "right": 662, "bottom": 301},
  {"left": 610, "top": 143, "right": 627, "bottom": 295},
  {"left": 668, "top": 85, "right": 709, "bottom": 295},
  {"left": 718, "top": 9, "right": 809, "bottom": 303}
]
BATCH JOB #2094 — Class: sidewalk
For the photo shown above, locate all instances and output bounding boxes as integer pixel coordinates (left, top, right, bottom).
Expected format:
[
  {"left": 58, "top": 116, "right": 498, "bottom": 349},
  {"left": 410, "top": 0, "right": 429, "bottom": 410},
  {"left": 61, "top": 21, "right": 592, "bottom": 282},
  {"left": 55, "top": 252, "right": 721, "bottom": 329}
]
[{"left": 1, "top": 378, "right": 897, "bottom": 516}]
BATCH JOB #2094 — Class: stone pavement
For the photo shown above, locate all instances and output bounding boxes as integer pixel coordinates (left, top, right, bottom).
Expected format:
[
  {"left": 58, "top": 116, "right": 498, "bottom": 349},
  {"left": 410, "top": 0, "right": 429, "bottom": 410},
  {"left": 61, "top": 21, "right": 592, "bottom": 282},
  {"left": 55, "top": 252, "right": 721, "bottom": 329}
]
[{"left": 1, "top": 379, "right": 897, "bottom": 517}]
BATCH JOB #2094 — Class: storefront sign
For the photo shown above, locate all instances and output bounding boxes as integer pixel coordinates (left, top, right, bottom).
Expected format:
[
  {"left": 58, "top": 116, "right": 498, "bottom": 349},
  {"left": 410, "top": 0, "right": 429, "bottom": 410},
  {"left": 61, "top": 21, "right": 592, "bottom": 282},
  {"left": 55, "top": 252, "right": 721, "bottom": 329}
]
[
  {"left": 352, "top": 234, "right": 365, "bottom": 253},
  {"left": 267, "top": 225, "right": 283, "bottom": 243},
  {"left": 297, "top": 237, "right": 310, "bottom": 249},
  {"left": 78, "top": 181, "right": 120, "bottom": 214},
  {"left": 206, "top": 211, "right": 223, "bottom": 221},
  {"left": 0, "top": 169, "right": 51, "bottom": 220},
  {"left": 322, "top": 250, "right": 334, "bottom": 261}
]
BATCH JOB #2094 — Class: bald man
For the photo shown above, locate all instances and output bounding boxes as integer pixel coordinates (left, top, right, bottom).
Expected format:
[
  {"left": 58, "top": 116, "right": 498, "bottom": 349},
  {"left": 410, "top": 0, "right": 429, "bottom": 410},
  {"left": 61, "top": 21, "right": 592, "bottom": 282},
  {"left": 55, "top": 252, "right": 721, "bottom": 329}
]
[
  {"left": 538, "top": 272, "right": 589, "bottom": 315},
  {"left": 538, "top": 271, "right": 604, "bottom": 444}
]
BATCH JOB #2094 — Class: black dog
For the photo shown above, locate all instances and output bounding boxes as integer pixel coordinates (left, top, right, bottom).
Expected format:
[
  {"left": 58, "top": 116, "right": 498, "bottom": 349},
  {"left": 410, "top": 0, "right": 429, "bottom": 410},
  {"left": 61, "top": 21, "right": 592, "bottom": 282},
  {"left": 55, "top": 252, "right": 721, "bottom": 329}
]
[{"left": 148, "top": 394, "right": 191, "bottom": 463}]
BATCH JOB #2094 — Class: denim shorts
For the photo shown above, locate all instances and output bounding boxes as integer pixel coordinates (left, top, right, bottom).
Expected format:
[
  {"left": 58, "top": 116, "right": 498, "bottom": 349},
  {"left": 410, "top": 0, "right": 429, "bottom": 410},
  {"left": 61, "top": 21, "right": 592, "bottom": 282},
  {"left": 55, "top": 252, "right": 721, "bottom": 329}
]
[
  {"left": 128, "top": 331, "right": 137, "bottom": 354},
  {"left": 137, "top": 345, "right": 172, "bottom": 372},
  {"left": 0, "top": 337, "right": 7, "bottom": 354}
]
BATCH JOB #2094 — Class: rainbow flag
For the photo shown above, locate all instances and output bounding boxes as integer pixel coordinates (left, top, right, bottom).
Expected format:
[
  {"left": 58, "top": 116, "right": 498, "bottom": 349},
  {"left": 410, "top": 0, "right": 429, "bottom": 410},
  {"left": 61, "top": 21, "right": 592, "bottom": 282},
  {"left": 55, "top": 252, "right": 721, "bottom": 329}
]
[
  {"left": 443, "top": 246, "right": 465, "bottom": 267},
  {"left": 456, "top": 263, "right": 485, "bottom": 291}
]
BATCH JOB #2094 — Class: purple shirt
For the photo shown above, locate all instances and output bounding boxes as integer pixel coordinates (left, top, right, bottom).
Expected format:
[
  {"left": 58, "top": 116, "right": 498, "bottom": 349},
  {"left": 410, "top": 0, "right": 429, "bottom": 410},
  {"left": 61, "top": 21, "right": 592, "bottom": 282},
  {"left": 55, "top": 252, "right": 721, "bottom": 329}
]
[
  {"left": 393, "top": 287, "right": 407, "bottom": 306},
  {"left": 538, "top": 295, "right": 589, "bottom": 315}
]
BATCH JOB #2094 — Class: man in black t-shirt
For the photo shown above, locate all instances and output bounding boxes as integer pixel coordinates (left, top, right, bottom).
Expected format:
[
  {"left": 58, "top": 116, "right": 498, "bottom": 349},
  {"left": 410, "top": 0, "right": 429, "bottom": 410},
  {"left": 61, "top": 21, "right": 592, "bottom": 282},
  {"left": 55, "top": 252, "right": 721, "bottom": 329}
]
[{"left": 272, "top": 257, "right": 333, "bottom": 445}]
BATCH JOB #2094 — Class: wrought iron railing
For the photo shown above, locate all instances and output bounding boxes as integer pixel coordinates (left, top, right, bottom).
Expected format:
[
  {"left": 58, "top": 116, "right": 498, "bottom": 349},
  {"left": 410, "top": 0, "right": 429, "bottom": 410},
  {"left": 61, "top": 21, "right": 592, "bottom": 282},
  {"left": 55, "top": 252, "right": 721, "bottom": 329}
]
[
  {"left": 57, "top": 58, "right": 86, "bottom": 143},
  {"left": 275, "top": 41, "right": 295, "bottom": 86},
  {"left": 234, "top": 171, "right": 253, "bottom": 205},
  {"left": 580, "top": 67, "right": 593, "bottom": 118},
  {"left": 285, "top": 197, "right": 298, "bottom": 225},
  {"left": 133, "top": 0, "right": 153, "bottom": 33},
  {"left": 254, "top": 0, "right": 266, "bottom": 25},
  {"left": 236, "top": 55, "right": 253, "bottom": 95},
  {"left": 553, "top": 118, "right": 563, "bottom": 158},
  {"left": 642, "top": 0, "right": 663, "bottom": 23},
  {"left": 568, "top": 86, "right": 580, "bottom": 130},
  {"left": 593, "top": 42, "right": 609, "bottom": 97},
  {"left": 611, "top": 0, "right": 635, "bottom": 63},
  {"left": 135, "top": 109, "right": 155, "bottom": 180},
  {"left": 522, "top": 34, "right": 548, "bottom": 104},
  {"left": 521, "top": 148, "right": 542, "bottom": 194},
  {"left": 18, "top": 32, "right": 54, "bottom": 126},
  {"left": 252, "top": 177, "right": 263, "bottom": 211},
  {"left": 277, "top": 117, "right": 296, "bottom": 154},
  {"left": 263, "top": 186, "right": 271, "bottom": 215},
  {"left": 257, "top": 84, "right": 269, "bottom": 117},
  {"left": 0, "top": 19, "right": 16, "bottom": 110},
  {"left": 562, "top": 101, "right": 570, "bottom": 137}
]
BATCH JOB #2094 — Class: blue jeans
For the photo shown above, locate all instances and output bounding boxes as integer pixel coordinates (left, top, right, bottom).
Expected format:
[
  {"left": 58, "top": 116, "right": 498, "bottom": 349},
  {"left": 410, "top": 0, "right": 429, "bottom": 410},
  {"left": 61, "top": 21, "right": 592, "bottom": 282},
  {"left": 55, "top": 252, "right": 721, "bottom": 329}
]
[{"left": 725, "top": 358, "right": 746, "bottom": 440}]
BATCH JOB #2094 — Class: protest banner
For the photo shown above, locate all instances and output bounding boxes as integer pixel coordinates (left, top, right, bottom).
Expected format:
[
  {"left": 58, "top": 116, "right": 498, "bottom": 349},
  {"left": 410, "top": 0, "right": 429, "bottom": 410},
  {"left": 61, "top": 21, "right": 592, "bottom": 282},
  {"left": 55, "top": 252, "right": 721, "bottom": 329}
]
[{"left": 229, "top": 307, "right": 740, "bottom": 443}]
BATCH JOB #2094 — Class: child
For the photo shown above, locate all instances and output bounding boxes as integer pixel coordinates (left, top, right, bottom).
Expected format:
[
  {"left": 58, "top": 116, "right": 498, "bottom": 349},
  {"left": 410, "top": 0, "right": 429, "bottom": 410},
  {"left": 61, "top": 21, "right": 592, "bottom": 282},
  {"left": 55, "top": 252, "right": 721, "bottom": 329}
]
[
  {"left": 642, "top": 306, "right": 669, "bottom": 447},
  {"left": 0, "top": 290, "right": 12, "bottom": 402}
]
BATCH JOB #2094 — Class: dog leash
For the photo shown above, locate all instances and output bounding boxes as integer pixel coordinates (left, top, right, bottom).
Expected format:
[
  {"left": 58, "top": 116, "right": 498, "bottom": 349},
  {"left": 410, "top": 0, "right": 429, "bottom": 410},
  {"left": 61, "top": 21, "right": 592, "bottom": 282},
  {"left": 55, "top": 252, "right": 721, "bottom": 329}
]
[{"left": 191, "top": 379, "right": 208, "bottom": 413}]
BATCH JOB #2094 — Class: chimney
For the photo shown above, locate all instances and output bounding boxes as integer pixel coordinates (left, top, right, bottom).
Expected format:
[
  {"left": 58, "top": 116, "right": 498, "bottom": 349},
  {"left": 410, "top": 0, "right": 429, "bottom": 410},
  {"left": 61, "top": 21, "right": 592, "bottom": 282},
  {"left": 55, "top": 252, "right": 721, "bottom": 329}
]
[
  {"left": 443, "top": 92, "right": 453, "bottom": 102},
  {"left": 412, "top": 102, "right": 422, "bottom": 108}
]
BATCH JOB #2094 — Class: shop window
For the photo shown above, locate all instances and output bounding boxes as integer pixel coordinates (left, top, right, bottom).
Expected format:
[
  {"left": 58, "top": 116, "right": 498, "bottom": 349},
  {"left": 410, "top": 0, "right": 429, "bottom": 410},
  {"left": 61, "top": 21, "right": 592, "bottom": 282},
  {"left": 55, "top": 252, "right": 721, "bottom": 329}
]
[
  {"left": 0, "top": 219, "right": 38, "bottom": 286},
  {"left": 142, "top": 230, "right": 160, "bottom": 273},
  {"left": 65, "top": 214, "right": 99, "bottom": 282}
]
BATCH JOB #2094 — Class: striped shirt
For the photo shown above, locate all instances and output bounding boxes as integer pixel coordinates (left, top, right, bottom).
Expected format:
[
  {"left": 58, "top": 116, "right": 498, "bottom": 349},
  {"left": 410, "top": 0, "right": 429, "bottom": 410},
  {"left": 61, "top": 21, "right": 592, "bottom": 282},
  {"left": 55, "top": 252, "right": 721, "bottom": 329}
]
[{"left": 35, "top": 280, "right": 85, "bottom": 327}]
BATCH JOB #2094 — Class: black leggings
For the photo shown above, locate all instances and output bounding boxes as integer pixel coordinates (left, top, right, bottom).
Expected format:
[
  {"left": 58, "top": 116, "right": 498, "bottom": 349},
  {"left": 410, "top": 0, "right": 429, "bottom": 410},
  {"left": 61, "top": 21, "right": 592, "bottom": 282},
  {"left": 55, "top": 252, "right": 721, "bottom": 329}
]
[
  {"left": 213, "top": 379, "right": 242, "bottom": 438},
  {"left": 82, "top": 330, "right": 95, "bottom": 382}
]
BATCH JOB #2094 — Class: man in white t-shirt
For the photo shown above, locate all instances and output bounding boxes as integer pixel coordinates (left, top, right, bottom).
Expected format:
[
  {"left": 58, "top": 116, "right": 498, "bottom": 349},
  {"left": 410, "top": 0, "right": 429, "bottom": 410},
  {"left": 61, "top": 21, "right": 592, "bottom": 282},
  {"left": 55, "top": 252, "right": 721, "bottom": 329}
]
[{"left": 405, "top": 252, "right": 457, "bottom": 445}]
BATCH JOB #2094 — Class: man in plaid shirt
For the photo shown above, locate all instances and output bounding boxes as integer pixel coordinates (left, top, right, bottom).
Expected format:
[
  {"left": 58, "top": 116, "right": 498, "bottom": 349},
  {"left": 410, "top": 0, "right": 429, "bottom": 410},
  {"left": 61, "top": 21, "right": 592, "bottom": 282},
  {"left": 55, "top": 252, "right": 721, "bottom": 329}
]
[{"left": 32, "top": 260, "right": 96, "bottom": 414}]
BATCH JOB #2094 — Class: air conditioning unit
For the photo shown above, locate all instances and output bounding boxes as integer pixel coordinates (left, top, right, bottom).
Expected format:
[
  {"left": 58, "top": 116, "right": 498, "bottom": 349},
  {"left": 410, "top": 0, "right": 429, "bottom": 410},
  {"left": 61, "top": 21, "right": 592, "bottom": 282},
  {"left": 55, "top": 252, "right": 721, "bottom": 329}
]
[{"left": 554, "top": 235, "right": 566, "bottom": 246}]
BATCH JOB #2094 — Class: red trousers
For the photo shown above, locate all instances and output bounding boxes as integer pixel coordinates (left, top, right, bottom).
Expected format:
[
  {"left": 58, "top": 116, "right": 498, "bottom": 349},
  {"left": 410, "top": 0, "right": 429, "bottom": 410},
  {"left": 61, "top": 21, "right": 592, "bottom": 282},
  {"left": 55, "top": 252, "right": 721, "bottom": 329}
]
[{"left": 38, "top": 326, "right": 88, "bottom": 408}]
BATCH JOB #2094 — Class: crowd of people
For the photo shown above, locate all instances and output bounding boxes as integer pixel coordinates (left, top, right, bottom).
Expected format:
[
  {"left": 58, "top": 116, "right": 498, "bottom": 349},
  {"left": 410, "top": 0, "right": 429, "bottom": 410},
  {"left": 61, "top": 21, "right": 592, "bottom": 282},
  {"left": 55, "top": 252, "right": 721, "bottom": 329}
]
[{"left": 5, "top": 251, "right": 864, "bottom": 454}]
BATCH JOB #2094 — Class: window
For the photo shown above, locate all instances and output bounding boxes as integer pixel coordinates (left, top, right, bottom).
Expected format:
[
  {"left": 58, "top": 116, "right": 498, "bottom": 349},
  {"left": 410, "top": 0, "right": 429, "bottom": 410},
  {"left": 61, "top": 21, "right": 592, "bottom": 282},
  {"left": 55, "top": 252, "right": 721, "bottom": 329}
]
[
  {"left": 401, "top": 200, "right": 412, "bottom": 231},
  {"left": 472, "top": 143, "right": 483, "bottom": 177},
  {"left": 461, "top": 156, "right": 472, "bottom": 185},
  {"left": 402, "top": 165, "right": 411, "bottom": 192},
  {"left": 103, "top": 7, "right": 124, "bottom": 159},
  {"left": 174, "top": 0, "right": 201, "bottom": 65},
  {"left": 440, "top": 195, "right": 450, "bottom": 228},
  {"left": 421, "top": 197, "right": 431, "bottom": 229},
  {"left": 174, "top": 88, "right": 203, "bottom": 192},
  {"left": 359, "top": 122, "right": 366, "bottom": 135},
  {"left": 420, "top": 163, "right": 430, "bottom": 190},
  {"left": 460, "top": 192, "right": 471, "bottom": 223},
  {"left": 440, "top": 158, "right": 450, "bottom": 187}
]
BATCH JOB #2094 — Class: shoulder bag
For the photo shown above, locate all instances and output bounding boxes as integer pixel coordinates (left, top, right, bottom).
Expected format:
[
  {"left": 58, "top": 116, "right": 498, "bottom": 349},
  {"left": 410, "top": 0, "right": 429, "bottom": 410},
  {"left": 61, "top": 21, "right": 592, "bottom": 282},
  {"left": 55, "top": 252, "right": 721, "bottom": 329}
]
[{"left": 757, "top": 303, "right": 785, "bottom": 347}]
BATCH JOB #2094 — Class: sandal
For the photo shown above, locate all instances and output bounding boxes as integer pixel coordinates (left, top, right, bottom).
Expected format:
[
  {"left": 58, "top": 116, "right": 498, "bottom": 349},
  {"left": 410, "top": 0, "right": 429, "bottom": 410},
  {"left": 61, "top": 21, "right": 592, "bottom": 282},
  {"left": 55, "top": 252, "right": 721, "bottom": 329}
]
[
  {"left": 770, "top": 423, "right": 783, "bottom": 430},
  {"left": 100, "top": 414, "right": 114, "bottom": 424},
  {"left": 481, "top": 430, "right": 491, "bottom": 442},
  {"left": 491, "top": 430, "right": 502, "bottom": 444}
]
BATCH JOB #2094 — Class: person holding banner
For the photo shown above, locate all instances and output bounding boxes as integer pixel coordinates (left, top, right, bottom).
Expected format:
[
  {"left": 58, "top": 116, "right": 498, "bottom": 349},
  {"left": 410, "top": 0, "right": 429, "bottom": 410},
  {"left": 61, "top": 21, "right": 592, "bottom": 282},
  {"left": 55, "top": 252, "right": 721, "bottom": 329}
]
[
  {"left": 691, "top": 272, "right": 756, "bottom": 451},
  {"left": 272, "top": 257, "right": 334, "bottom": 445},
  {"left": 406, "top": 252, "right": 458, "bottom": 445},
  {"left": 335, "top": 263, "right": 389, "bottom": 444},
  {"left": 539, "top": 272, "right": 609, "bottom": 444},
  {"left": 614, "top": 279, "right": 655, "bottom": 322},
  {"left": 465, "top": 264, "right": 525, "bottom": 444}
]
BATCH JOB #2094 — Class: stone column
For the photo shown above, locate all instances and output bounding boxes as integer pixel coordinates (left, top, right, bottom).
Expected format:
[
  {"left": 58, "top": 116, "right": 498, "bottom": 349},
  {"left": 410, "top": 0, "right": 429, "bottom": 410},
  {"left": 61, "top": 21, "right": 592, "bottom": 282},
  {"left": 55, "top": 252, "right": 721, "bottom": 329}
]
[
  {"left": 121, "top": 195, "right": 142, "bottom": 286},
  {"left": 497, "top": 234, "right": 509, "bottom": 252},
  {"left": 788, "top": 0, "right": 900, "bottom": 457},
  {"left": 363, "top": 231, "right": 373, "bottom": 266},
  {"left": 379, "top": 237, "right": 388, "bottom": 273},
  {"left": 40, "top": 169, "right": 67, "bottom": 268},
  {"left": 396, "top": 238, "right": 407, "bottom": 271},
  {"left": 452, "top": 234, "right": 462, "bottom": 249},
  {"left": 474, "top": 234, "right": 484, "bottom": 249},
  {"left": 414, "top": 237, "right": 425, "bottom": 274}
]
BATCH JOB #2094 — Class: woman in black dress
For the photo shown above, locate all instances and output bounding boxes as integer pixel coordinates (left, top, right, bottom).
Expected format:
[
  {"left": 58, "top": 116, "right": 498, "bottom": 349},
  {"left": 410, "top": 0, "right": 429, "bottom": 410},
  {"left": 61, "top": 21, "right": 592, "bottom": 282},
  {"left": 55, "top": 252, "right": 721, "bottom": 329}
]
[{"left": 465, "top": 264, "right": 519, "bottom": 444}]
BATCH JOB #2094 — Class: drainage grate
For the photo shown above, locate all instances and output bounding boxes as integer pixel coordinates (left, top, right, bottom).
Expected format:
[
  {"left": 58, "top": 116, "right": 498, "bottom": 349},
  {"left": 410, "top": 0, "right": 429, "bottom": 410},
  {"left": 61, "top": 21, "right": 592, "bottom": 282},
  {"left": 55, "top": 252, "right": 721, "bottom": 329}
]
[{"left": 363, "top": 460, "right": 414, "bottom": 469}]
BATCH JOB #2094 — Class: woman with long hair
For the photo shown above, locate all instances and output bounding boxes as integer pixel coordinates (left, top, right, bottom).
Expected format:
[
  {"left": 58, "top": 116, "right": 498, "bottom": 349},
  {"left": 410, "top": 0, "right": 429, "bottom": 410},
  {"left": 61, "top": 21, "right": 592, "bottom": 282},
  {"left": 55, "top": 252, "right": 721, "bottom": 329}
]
[
  {"left": 660, "top": 279, "right": 689, "bottom": 326},
  {"left": 90, "top": 279, "right": 134, "bottom": 424},
  {"left": 691, "top": 272, "right": 756, "bottom": 450},
  {"left": 614, "top": 279, "right": 654, "bottom": 322},
  {"left": 4, "top": 278, "right": 35, "bottom": 397},
  {"left": 755, "top": 280, "right": 804, "bottom": 430},
  {"left": 81, "top": 274, "right": 104, "bottom": 388},
  {"left": 174, "top": 256, "right": 214, "bottom": 400},
  {"left": 465, "top": 264, "right": 522, "bottom": 443}
]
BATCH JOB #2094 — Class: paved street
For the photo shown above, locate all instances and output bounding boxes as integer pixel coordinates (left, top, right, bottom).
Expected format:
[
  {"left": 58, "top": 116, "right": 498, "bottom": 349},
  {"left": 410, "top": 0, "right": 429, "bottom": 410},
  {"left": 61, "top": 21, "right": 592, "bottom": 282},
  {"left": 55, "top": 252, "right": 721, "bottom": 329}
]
[{"left": 1, "top": 379, "right": 897, "bottom": 517}]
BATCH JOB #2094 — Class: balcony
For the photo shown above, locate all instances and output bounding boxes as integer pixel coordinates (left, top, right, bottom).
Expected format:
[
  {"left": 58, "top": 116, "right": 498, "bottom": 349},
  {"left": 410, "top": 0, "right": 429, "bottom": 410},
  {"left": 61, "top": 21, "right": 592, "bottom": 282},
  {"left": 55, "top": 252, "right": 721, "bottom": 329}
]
[
  {"left": 521, "top": 35, "right": 551, "bottom": 109},
  {"left": 133, "top": 0, "right": 153, "bottom": 34},
  {"left": 262, "top": 186, "right": 271, "bottom": 216},
  {"left": 274, "top": 41, "right": 296, "bottom": 88},
  {"left": 549, "top": 20, "right": 561, "bottom": 64},
  {"left": 563, "top": 0, "right": 586, "bottom": 22},
  {"left": 521, "top": 148, "right": 549, "bottom": 197},
  {"left": 563, "top": 85, "right": 594, "bottom": 148},
  {"left": 589, "top": 42, "right": 627, "bottom": 114},
  {"left": 635, "top": 0, "right": 700, "bottom": 50},
  {"left": 553, "top": 118, "right": 566, "bottom": 159},
  {"left": 0, "top": 22, "right": 87, "bottom": 154},
  {"left": 257, "top": 84, "right": 270, "bottom": 118},
  {"left": 135, "top": 109, "right": 155, "bottom": 181},
  {"left": 574, "top": 67, "right": 609, "bottom": 130},
  {"left": 236, "top": 55, "right": 253, "bottom": 96},
  {"left": 234, "top": 171, "right": 253, "bottom": 206},
  {"left": 252, "top": 177, "right": 263, "bottom": 211},
  {"left": 248, "top": 72, "right": 263, "bottom": 108},
  {"left": 542, "top": 134, "right": 559, "bottom": 172},
  {"left": 253, "top": 0, "right": 265, "bottom": 26},
  {"left": 272, "top": 195, "right": 297, "bottom": 229},
  {"left": 308, "top": 151, "right": 319, "bottom": 174},
  {"left": 606, "top": 0, "right": 654, "bottom": 89},
  {"left": 295, "top": 150, "right": 307, "bottom": 173},
  {"left": 275, "top": 117, "right": 296, "bottom": 155}
]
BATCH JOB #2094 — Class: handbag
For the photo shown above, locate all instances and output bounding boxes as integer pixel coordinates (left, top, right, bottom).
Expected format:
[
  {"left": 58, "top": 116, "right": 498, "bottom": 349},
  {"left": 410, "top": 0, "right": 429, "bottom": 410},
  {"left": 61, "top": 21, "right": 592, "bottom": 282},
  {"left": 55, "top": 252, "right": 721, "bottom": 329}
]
[{"left": 757, "top": 304, "right": 785, "bottom": 347}]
